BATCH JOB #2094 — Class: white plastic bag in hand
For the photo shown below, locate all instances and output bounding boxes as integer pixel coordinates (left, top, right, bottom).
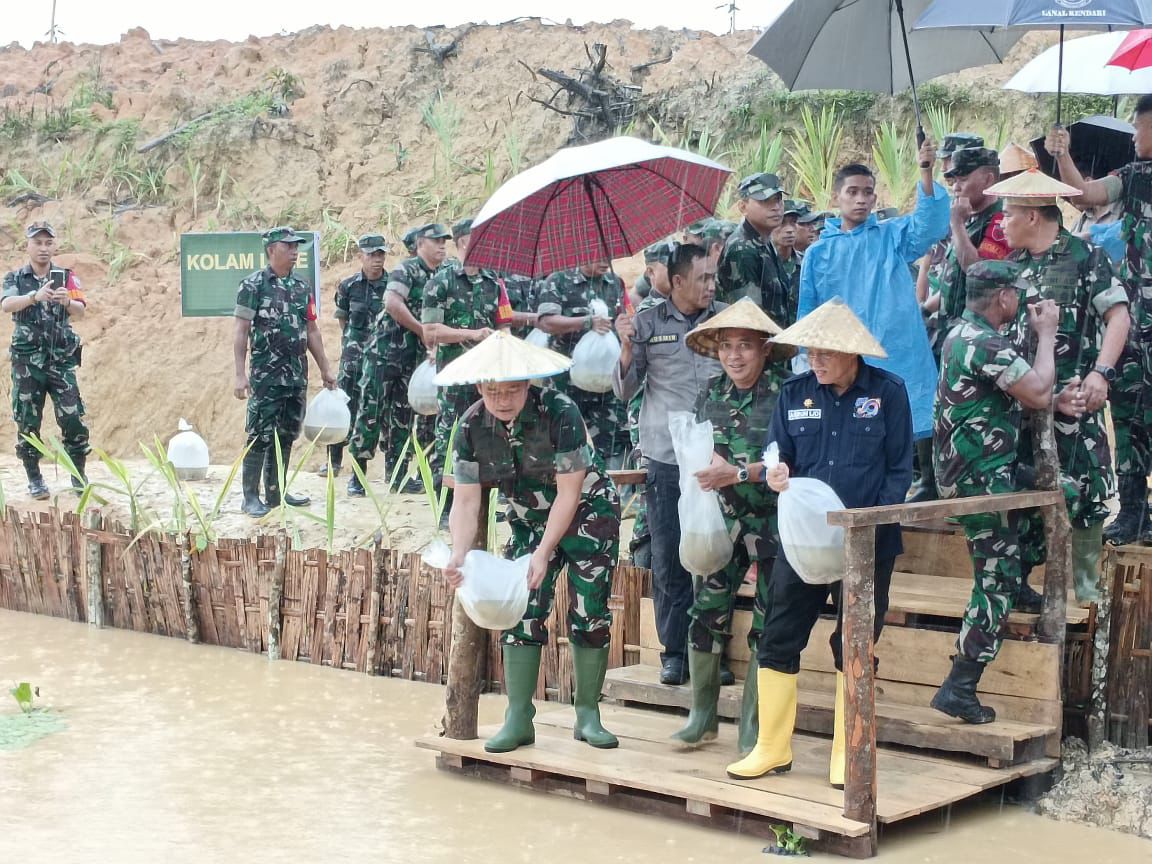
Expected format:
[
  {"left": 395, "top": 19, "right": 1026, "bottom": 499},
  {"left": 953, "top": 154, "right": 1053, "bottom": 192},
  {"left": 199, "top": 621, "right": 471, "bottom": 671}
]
[
  {"left": 669, "top": 411, "right": 734, "bottom": 576},
  {"left": 167, "top": 418, "right": 210, "bottom": 481},
  {"left": 408, "top": 359, "right": 440, "bottom": 415},
  {"left": 302, "top": 388, "right": 352, "bottom": 446},
  {"left": 767, "top": 442, "right": 847, "bottom": 585},
  {"left": 569, "top": 299, "right": 620, "bottom": 393},
  {"left": 421, "top": 542, "right": 529, "bottom": 630}
]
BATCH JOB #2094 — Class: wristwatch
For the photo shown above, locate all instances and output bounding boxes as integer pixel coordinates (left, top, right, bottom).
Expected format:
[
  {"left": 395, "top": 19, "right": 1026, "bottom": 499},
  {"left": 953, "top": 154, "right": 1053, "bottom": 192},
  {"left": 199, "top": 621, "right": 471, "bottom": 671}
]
[
  {"left": 736, "top": 467, "right": 749, "bottom": 483},
  {"left": 1093, "top": 364, "right": 1117, "bottom": 382}
]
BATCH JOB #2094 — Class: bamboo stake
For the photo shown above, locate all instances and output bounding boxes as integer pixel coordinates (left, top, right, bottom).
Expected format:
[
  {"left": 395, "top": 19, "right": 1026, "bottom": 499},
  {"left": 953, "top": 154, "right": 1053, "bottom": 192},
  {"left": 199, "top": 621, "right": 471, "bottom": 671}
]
[
  {"left": 442, "top": 490, "right": 490, "bottom": 739},
  {"left": 84, "top": 509, "right": 104, "bottom": 628},
  {"left": 177, "top": 532, "right": 200, "bottom": 643},
  {"left": 1031, "top": 408, "right": 1070, "bottom": 647},
  {"left": 267, "top": 530, "right": 288, "bottom": 660},
  {"left": 366, "top": 534, "right": 385, "bottom": 675},
  {"left": 1088, "top": 547, "right": 1116, "bottom": 751}
]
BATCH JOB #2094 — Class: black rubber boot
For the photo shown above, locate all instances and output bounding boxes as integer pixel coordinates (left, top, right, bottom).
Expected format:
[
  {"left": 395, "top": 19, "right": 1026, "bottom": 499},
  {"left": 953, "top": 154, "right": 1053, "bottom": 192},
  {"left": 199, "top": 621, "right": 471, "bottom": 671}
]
[
  {"left": 21, "top": 455, "right": 49, "bottom": 501},
  {"left": 1105, "top": 475, "right": 1147, "bottom": 546},
  {"left": 906, "top": 438, "right": 938, "bottom": 503},
  {"left": 264, "top": 441, "right": 310, "bottom": 508},
  {"left": 1014, "top": 569, "right": 1044, "bottom": 614},
  {"left": 319, "top": 444, "right": 344, "bottom": 478},
  {"left": 719, "top": 654, "right": 736, "bottom": 687},
  {"left": 347, "top": 457, "right": 368, "bottom": 498},
  {"left": 241, "top": 448, "right": 270, "bottom": 517},
  {"left": 930, "top": 655, "right": 996, "bottom": 724},
  {"left": 70, "top": 453, "right": 87, "bottom": 493}
]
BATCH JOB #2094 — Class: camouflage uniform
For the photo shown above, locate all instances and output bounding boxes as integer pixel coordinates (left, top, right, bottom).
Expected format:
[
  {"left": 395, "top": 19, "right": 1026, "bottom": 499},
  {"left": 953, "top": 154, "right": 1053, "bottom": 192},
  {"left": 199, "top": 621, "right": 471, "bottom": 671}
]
[
  {"left": 350, "top": 253, "right": 439, "bottom": 470},
  {"left": 535, "top": 268, "right": 630, "bottom": 462},
  {"left": 2, "top": 264, "right": 90, "bottom": 460},
  {"left": 717, "top": 220, "right": 795, "bottom": 327},
  {"left": 235, "top": 266, "right": 316, "bottom": 448},
  {"left": 422, "top": 261, "right": 506, "bottom": 468},
  {"left": 453, "top": 388, "right": 620, "bottom": 647},
  {"left": 1012, "top": 230, "right": 1128, "bottom": 529},
  {"left": 687, "top": 371, "right": 780, "bottom": 654},
  {"left": 333, "top": 267, "right": 387, "bottom": 453},
  {"left": 933, "top": 199, "right": 1008, "bottom": 357}
]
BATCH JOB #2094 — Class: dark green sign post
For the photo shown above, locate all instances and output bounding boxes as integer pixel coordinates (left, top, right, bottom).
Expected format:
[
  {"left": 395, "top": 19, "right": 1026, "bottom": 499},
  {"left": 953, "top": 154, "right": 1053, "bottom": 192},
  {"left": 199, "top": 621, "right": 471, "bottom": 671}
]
[{"left": 179, "top": 232, "right": 321, "bottom": 317}]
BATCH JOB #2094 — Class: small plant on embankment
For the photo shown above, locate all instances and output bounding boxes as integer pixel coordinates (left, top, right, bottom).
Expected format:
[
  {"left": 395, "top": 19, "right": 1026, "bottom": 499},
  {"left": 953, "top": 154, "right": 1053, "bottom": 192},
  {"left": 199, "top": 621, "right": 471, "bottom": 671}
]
[
  {"left": 139, "top": 437, "right": 245, "bottom": 552},
  {"left": 766, "top": 824, "right": 808, "bottom": 857},
  {"left": 9, "top": 682, "right": 38, "bottom": 714},
  {"left": 348, "top": 437, "right": 409, "bottom": 549}
]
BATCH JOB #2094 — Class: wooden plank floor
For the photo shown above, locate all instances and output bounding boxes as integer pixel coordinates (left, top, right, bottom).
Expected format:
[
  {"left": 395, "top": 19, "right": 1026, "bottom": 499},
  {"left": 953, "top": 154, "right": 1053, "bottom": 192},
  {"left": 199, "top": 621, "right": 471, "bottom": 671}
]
[
  {"left": 416, "top": 703, "right": 1056, "bottom": 854},
  {"left": 604, "top": 665, "right": 1056, "bottom": 765}
]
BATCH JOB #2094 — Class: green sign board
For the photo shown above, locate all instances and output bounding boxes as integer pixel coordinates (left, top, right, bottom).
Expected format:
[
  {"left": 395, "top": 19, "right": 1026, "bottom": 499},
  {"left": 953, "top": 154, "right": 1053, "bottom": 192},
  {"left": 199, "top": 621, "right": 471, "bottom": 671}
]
[{"left": 179, "top": 232, "right": 321, "bottom": 317}]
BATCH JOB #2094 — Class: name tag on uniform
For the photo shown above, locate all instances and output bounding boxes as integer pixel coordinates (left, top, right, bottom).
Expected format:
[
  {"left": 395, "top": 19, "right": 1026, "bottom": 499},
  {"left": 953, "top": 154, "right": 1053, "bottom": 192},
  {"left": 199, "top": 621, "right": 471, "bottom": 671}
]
[
  {"left": 788, "top": 409, "right": 822, "bottom": 420},
  {"left": 650, "top": 334, "right": 679, "bottom": 344}
]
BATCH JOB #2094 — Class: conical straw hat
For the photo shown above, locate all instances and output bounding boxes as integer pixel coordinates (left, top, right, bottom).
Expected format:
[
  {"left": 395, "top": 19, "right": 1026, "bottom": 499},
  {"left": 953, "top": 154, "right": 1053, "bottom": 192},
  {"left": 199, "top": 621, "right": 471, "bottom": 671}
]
[
  {"left": 772, "top": 297, "right": 887, "bottom": 359},
  {"left": 685, "top": 298, "right": 796, "bottom": 362},
  {"left": 985, "top": 168, "right": 1081, "bottom": 207},
  {"left": 999, "top": 143, "right": 1037, "bottom": 176},
  {"left": 434, "top": 330, "right": 573, "bottom": 386}
]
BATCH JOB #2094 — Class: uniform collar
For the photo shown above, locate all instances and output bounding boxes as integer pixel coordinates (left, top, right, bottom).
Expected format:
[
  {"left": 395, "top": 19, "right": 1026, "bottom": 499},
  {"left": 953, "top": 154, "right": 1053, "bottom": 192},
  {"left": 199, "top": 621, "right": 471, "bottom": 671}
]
[
  {"left": 814, "top": 358, "right": 873, "bottom": 397},
  {"left": 1016, "top": 228, "right": 1074, "bottom": 262},
  {"left": 659, "top": 296, "right": 720, "bottom": 323},
  {"left": 961, "top": 308, "right": 1002, "bottom": 332}
]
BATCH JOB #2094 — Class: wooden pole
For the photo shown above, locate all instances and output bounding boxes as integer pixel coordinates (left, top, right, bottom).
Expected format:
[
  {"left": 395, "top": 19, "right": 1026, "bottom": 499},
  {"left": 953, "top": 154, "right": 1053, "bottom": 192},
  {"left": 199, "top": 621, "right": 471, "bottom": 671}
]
[
  {"left": 442, "top": 487, "right": 491, "bottom": 739},
  {"left": 177, "top": 531, "right": 200, "bottom": 643},
  {"left": 84, "top": 509, "right": 104, "bottom": 628},
  {"left": 267, "top": 530, "right": 288, "bottom": 660},
  {"left": 841, "top": 522, "right": 878, "bottom": 854},
  {"left": 1031, "top": 408, "right": 1070, "bottom": 646},
  {"left": 365, "top": 534, "right": 385, "bottom": 675},
  {"left": 1088, "top": 547, "right": 1116, "bottom": 751}
]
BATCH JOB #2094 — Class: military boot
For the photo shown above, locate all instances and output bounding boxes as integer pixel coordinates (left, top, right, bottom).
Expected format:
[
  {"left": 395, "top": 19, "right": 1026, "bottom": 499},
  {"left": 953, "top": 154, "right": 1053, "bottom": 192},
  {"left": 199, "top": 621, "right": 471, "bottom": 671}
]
[
  {"left": 931, "top": 655, "right": 996, "bottom": 724},
  {"left": 737, "top": 664, "right": 759, "bottom": 755},
  {"left": 21, "top": 455, "right": 49, "bottom": 501},
  {"left": 347, "top": 457, "right": 368, "bottom": 498},
  {"left": 1013, "top": 566, "right": 1044, "bottom": 615},
  {"left": 1105, "top": 475, "right": 1147, "bottom": 546},
  {"left": 1071, "top": 524, "right": 1103, "bottom": 605},
  {"left": 671, "top": 649, "right": 721, "bottom": 745},
  {"left": 485, "top": 644, "right": 542, "bottom": 753},
  {"left": 318, "top": 443, "right": 344, "bottom": 478},
  {"left": 571, "top": 645, "right": 619, "bottom": 749},
  {"left": 906, "top": 438, "right": 938, "bottom": 503},
  {"left": 70, "top": 453, "right": 87, "bottom": 493},
  {"left": 264, "top": 443, "right": 310, "bottom": 508},
  {"left": 241, "top": 448, "right": 270, "bottom": 518}
]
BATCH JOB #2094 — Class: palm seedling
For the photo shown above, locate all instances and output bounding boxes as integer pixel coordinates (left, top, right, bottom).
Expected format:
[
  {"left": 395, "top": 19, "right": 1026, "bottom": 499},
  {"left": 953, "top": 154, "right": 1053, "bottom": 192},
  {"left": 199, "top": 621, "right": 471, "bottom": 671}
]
[
  {"left": 872, "top": 123, "right": 919, "bottom": 211},
  {"left": 787, "top": 105, "right": 843, "bottom": 212}
]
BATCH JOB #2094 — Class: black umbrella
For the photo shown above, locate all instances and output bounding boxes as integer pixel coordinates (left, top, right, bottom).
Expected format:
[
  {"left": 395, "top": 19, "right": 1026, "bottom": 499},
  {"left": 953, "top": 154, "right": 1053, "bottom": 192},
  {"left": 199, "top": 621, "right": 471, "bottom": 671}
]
[{"left": 1029, "top": 115, "right": 1136, "bottom": 180}]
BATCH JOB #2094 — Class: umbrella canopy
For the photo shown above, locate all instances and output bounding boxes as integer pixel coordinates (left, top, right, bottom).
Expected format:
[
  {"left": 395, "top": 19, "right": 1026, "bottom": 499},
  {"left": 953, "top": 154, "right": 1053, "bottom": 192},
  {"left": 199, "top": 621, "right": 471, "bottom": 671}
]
[
  {"left": 751, "top": 0, "right": 1020, "bottom": 94},
  {"left": 916, "top": 0, "right": 1152, "bottom": 28},
  {"left": 464, "top": 136, "right": 730, "bottom": 278},
  {"left": 1004, "top": 30, "right": 1152, "bottom": 94},
  {"left": 1109, "top": 26, "right": 1152, "bottom": 67},
  {"left": 434, "top": 330, "right": 573, "bottom": 386},
  {"left": 1029, "top": 115, "right": 1135, "bottom": 178}
]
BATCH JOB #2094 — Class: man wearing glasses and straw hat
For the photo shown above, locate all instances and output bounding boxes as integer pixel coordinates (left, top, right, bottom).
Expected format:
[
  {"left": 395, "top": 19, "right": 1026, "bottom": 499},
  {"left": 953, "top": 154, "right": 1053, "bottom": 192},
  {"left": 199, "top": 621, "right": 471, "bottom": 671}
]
[
  {"left": 670, "top": 299, "right": 793, "bottom": 754},
  {"left": 438, "top": 331, "right": 621, "bottom": 754},
  {"left": 727, "top": 298, "right": 912, "bottom": 788}
]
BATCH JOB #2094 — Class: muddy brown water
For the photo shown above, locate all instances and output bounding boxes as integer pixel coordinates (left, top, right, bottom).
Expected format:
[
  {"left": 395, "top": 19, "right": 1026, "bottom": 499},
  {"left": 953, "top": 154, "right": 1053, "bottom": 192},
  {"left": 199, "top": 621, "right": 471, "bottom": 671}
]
[{"left": 1, "top": 610, "right": 1147, "bottom": 863}]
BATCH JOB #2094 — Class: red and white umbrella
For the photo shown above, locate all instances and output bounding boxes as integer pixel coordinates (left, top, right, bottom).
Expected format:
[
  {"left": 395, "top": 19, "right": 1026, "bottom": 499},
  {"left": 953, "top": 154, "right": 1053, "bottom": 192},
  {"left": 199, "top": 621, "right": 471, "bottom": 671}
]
[{"left": 464, "top": 136, "right": 731, "bottom": 278}]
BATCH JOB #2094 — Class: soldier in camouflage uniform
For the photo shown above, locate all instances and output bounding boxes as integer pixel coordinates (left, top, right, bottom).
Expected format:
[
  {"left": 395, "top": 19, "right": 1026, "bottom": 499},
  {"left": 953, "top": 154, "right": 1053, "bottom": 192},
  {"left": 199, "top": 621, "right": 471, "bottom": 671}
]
[
  {"left": 349, "top": 223, "right": 448, "bottom": 494},
  {"left": 2, "top": 221, "right": 90, "bottom": 499},
  {"left": 991, "top": 170, "right": 1131, "bottom": 604},
  {"left": 772, "top": 200, "right": 804, "bottom": 320},
  {"left": 794, "top": 205, "right": 824, "bottom": 254},
  {"left": 536, "top": 262, "right": 631, "bottom": 465},
  {"left": 932, "top": 261, "right": 1085, "bottom": 723},
  {"left": 672, "top": 300, "right": 790, "bottom": 754},
  {"left": 440, "top": 336, "right": 621, "bottom": 754},
  {"left": 323, "top": 233, "right": 390, "bottom": 481},
  {"left": 717, "top": 173, "right": 796, "bottom": 326},
  {"left": 233, "top": 227, "right": 337, "bottom": 517},
  {"left": 1046, "top": 108, "right": 1152, "bottom": 544}
]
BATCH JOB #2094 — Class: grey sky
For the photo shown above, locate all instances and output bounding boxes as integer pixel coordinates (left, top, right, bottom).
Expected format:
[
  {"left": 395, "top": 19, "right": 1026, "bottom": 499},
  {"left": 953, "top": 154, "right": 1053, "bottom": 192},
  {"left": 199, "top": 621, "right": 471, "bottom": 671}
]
[{"left": 8, "top": 1, "right": 791, "bottom": 48}]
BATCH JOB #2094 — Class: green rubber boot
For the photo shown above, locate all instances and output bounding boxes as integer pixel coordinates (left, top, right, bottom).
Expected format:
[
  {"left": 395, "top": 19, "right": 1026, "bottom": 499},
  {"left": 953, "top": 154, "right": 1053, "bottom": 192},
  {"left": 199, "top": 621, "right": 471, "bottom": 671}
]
[
  {"left": 484, "top": 644, "right": 542, "bottom": 754},
  {"left": 738, "top": 663, "right": 759, "bottom": 755},
  {"left": 671, "top": 648, "right": 721, "bottom": 745},
  {"left": 1072, "top": 524, "right": 1103, "bottom": 604},
  {"left": 571, "top": 644, "right": 619, "bottom": 749}
]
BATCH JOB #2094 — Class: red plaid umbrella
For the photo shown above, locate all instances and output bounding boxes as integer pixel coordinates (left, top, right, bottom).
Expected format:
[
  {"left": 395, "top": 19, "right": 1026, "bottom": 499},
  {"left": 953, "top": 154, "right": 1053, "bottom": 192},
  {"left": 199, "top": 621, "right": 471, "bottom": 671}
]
[
  {"left": 464, "top": 136, "right": 731, "bottom": 278},
  {"left": 1107, "top": 28, "right": 1152, "bottom": 70}
]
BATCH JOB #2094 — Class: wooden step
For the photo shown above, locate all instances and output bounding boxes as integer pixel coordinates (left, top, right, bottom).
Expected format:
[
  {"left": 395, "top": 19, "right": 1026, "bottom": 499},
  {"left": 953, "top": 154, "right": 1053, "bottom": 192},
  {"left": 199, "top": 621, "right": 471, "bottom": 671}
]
[{"left": 603, "top": 664, "right": 1057, "bottom": 767}]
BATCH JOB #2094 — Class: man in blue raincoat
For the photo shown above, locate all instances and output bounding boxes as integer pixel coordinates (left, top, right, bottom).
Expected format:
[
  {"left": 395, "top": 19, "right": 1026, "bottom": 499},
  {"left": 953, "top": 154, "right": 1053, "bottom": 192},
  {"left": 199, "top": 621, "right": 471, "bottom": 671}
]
[{"left": 797, "top": 138, "right": 950, "bottom": 439}]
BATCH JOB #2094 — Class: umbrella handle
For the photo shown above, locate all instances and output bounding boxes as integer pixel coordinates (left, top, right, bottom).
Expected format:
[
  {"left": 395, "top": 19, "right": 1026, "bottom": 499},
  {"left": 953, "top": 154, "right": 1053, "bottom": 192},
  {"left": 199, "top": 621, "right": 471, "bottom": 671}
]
[{"left": 917, "top": 125, "right": 929, "bottom": 169}]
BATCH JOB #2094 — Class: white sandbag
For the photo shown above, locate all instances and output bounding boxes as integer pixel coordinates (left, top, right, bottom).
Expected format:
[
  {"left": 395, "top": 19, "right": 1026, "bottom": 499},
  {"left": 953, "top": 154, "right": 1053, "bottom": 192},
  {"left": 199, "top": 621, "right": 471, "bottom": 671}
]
[
  {"left": 302, "top": 388, "right": 352, "bottom": 446},
  {"left": 569, "top": 299, "right": 620, "bottom": 393},
  {"left": 167, "top": 418, "right": 209, "bottom": 481},
  {"left": 767, "top": 442, "right": 847, "bottom": 585},
  {"left": 408, "top": 359, "right": 440, "bottom": 416},
  {"left": 669, "top": 411, "right": 733, "bottom": 576}
]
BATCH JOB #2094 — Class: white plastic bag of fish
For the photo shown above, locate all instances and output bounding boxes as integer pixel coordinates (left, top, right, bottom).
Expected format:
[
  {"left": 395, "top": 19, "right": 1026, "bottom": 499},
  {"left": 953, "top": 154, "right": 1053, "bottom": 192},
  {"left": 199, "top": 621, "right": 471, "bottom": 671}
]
[
  {"left": 669, "top": 411, "right": 734, "bottom": 576},
  {"left": 302, "top": 388, "right": 352, "bottom": 446},
  {"left": 407, "top": 358, "right": 440, "bottom": 416},
  {"left": 569, "top": 299, "right": 620, "bottom": 393},
  {"left": 767, "top": 442, "right": 846, "bottom": 585}
]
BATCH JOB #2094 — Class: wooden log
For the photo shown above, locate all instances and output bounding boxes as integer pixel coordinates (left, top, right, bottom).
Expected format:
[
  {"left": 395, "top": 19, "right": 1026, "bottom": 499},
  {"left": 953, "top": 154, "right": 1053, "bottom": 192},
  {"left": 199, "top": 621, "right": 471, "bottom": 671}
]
[
  {"left": 442, "top": 489, "right": 491, "bottom": 739},
  {"left": 1037, "top": 507, "right": 1071, "bottom": 648},
  {"left": 267, "top": 531, "right": 289, "bottom": 660},
  {"left": 826, "top": 491, "right": 1061, "bottom": 528},
  {"left": 840, "top": 523, "right": 878, "bottom": 854},
  {"left": 365, "top": 535, "right": 385, "bottom": 675},
  {"left": 84, "top": 509, "right": 104, "bottom": 628},
  {"left": 176, "top": 532, "right": 199, "bottom": 643},
  {"left": 1088, "top": 548, "right": 1116, "bottom": 751}
]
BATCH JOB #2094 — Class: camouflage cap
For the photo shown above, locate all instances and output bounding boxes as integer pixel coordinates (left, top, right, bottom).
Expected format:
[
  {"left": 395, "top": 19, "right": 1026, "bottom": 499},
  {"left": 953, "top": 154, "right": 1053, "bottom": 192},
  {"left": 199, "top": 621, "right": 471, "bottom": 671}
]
[
  {"left": 737, "top": 172, "right": 786, "bottom": 201},
  {"left": 965, "top": 260, "right": 1028, "bottom": 298},
  {"left": 875, "top": 207, "right": 900, "bottom": 222},
  {"left": 713, "top": 219, "right": 739, "bottom": 241},
  {"left": 262, "top": 226, "right": 310, "bottom": 246},
  {"left": 944, "top": 147, "right": 1000, "bottom": 179},
  {"left": 684, "top": 217, "right": 714, "bottom": 237},
  {"left": 402, "top": 226, "right": 420, "bottom": 254},
  {"left": 25, "top": 220, "right": 56, "bottom": 238},
  {"left": 357, "top": 233, "right": 389, "bottom": 253},
  {"left": 797, "top": 209, "right": 826, "bottom": 225},
  {"left": 939, "top": 133, "right": 985, "bottom": 158},
  {"left": 644, "top": 239, "right": 675, "bottom": 265},
  {"left": 451, "top": 218, "right": 474, "bottom": 240},
  {"left": 414, "top": 222, "right": 452, "bottom": 241}
]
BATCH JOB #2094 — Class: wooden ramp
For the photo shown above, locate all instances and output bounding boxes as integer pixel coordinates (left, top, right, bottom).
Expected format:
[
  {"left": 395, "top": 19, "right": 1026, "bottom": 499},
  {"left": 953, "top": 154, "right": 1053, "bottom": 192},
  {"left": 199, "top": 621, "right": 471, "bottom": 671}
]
[{"left": 417, "top": 703, "right": 1056, "bottom": 858}]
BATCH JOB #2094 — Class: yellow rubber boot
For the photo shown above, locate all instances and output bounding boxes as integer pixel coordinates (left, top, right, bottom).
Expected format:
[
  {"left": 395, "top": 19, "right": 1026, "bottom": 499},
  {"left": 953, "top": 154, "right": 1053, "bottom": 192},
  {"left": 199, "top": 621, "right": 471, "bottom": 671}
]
[
  {"left": 829, "top": 671, "right": 846, "bottom": 789},
  {"left": 725, "top": 668, "right": 797, "bottom": 779}
]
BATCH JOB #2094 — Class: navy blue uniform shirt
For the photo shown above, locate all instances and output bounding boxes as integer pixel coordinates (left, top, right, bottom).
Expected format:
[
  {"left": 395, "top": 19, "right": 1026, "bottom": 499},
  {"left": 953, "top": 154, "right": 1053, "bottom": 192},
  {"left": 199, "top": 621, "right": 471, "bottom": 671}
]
[{"left": 767, "top": 361, "right": 914, "bottom": 560}]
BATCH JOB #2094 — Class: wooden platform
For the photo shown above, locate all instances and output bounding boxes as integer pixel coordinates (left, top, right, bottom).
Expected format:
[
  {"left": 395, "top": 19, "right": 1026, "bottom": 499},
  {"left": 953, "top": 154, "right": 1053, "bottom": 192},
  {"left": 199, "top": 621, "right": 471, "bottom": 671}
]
[
  {"left": 417, "top": 703, "right": 1057, "bottom": 858},
  {"left": 604, "top": 665, "right": 1054, "bottom": 766}
]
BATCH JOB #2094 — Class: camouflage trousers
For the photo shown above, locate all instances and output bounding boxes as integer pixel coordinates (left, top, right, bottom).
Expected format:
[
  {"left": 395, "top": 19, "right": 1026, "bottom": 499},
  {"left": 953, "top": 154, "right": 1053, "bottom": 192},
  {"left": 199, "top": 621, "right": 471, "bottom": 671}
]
[
  {"left": 1054, "top": 406, "right": 1115, "bottom": 528},
  {"left": 1110, "top": 350, "right": 1151, "bottom": 478},
  {"left": 334, "top": 353, "right": 365, "bottom": 447},
  {"left": 502, "top": 489, "right": 621, "bottom": 648},
  {"left": 434, "top": 384, "right": 477, "bottom": 476},
  {"left": 571, "top": 387, "right": 630, "bottom": 463},
  {"left": 11, "top": 360, "right": 90, "bottom": 460},
  {"left": 956, "top": 511, "right": 1024, "bottom": 664},
  {"left": 245, "top": 383, "right": 306, "bottom": 450},
  {"left": 349, "top": 365, "right": 433, "bottom": 473},
  {"left": 687, "top": 514, "right": 775, "bottom": 654}
]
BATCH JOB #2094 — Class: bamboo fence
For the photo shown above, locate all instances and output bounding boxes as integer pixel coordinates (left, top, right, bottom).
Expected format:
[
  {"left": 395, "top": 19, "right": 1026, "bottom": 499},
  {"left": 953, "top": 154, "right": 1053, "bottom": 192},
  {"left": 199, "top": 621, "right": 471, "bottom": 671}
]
[{"left": 1096, "top": 547, "right": 1152, "bottom": 749}]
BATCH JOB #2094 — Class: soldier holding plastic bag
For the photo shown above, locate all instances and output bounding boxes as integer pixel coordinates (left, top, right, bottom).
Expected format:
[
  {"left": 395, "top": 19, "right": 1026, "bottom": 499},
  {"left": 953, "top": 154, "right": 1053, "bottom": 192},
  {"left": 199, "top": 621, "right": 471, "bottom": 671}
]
[
  {"left": 728, "top": 298, "right": 912, "bottom": 791},
  {"left": 438, "top": 332, "right": 621, "bottom": 755}
]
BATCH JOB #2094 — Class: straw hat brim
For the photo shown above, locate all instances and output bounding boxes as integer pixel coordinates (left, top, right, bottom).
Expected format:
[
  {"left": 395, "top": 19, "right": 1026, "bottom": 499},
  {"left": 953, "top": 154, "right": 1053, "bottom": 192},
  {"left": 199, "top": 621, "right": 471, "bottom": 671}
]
[
  {"left": 434, "top": 330, "right": 573, "bottom": 386},
  {"left": 985, "top": 168, "right": 1081, "bottom": 203},
  {"left": 685, "top": 299, "right": 796, "bottom": 362},
  {"left": 772, "top": 298, "right": 888, "bottom": 359}
]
